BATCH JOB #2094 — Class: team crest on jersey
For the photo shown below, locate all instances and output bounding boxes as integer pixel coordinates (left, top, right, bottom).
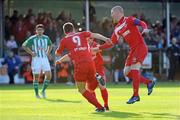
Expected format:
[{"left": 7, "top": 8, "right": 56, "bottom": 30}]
[{"left": 122, "top": 30, "right": 130, "bottom": 37}]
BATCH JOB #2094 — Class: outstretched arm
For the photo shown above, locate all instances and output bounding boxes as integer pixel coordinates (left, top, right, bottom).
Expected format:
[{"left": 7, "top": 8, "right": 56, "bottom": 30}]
[
  {"left": 55, "top": 54, "right": 71, "bottom": 65},
  {"left": 55, "top": 40, "right": 65, "bottom": 56},
  {"left": 90, "top": 33, "right": 111, "bottom": 43},
  {"left": 98, "top": 32, "right": 119, "bottom": 50}
]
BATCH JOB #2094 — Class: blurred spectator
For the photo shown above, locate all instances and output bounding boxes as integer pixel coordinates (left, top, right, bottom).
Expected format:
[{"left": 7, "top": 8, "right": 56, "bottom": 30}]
[
  {"left": 45, "top": 21, "right": 57, "bottom": 43},
  {"left": 6, "top": 35, "right": 18, "bottom": 50},
  {"left": 12, "top": 20, "right": 28, "bottom": 46},
  {"left": 112, "top": 50, "right": 121, "bottom": 84},
  {"left": 23, "top": 64, "right": 33, "bottom": 83},
  {"left": 0, "top": 59, "right": 10, "bottom": 84},
  {"left": 172, "top": 20, "right": 180, "bottom": 44},
  {"left": 144, "top": 33, "right": 158, "bottom": 46},
  {"left": 166, "top": 37, "right": 180, "bottom": 81},
  {"left": 56, "top": 62, "right": 69, "bottom": 83},
  {"left": 56, "top": 11, "right": 66, "bottom": 22},
  {"left": 100, "top": 17, "right": 113, "bottom": 37},
  {"left": 89, "top": 2, "right": 96, "bottom": 22},
  {"left": 25, "top": 8, "right": 34, "bottom": 20},
  {"left": 25, "top": 16, "right": 36, "bottom": 34},
  {"left": 2, "top": 50, "right": 22, "bottom": 84},
  {"left": 150, "top": 26, "right": 164, "bottom": 49},
  {"left": 90, "top": 16, "right": 101, "bottom": 33},
  {"left": 10, "top": 10, "right": 19, "bottom": 25},
  {"left": 5, "top": 16, "right": 12, "bottom": 40}
]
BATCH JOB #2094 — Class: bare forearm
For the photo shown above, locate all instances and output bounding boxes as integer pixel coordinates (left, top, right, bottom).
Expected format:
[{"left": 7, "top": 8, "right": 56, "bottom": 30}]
[
  {"left": 58, "top": 54, "right": 71, "bottom": 62},
  {"left": 55, "top": 50, "right": 61, "bottom": 56},
  {"left": 56, "top": 54, "right": 71, "bottom": 65},
  {"left": 46, "top": 45, "right": 52, "bottom": 55},
  {"left": 22, "top": 46, "right": 34, "bottom": 56},
  {"left": 91, "top": 33, "right": 109, "bottom": 42}
]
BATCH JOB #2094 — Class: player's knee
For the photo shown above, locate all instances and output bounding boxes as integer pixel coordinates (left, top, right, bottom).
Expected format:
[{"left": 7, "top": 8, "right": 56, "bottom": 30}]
[
  {"left": 33, "top": 74, "right": 39, "bottom": 81},
  {"left": 46, "top": 75, "right": 51, "bottom": 80},
  {"left": 130, "top": 63, "right": 141, "bottom": 70},
  {"left": 78, "top": 88, "right": 86, "bottom": 94},
  {"left": 123, "top": 67, "right": 130, "bottom": 76},
  {"left": 99, "top": 85, "right": 106, "bottom": 90},
  {"left": 45, "top": 71, "right": 52, "bottom": 80}
]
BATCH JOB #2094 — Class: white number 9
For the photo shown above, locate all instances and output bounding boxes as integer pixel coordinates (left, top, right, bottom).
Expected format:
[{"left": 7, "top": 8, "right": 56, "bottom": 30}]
[{"left": 72, "top": 36, "right": 81, "bottom": 46}]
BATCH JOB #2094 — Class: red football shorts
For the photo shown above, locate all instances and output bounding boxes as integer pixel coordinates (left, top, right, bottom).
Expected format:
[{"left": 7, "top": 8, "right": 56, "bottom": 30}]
[
  {"left": 74, "top": 61, "right": 98, "bottom": 91},
  {"left": 96, "top": 65, "right": 105, "bottom": 77},
  {"left": 125, "top": 44, "right": 148, "bottom": 67}
]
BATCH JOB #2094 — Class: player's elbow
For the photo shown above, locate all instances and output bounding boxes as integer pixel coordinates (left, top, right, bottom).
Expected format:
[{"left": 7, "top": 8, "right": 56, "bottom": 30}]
[
  {"left": 22, "top": 45, "right": 27, "bottom": 50},
  {"left": 55, "top": 50, "right": 61, "bottom": 56},
  {"left": 90, "top": 33, "right": 99, "bottom": 39}
]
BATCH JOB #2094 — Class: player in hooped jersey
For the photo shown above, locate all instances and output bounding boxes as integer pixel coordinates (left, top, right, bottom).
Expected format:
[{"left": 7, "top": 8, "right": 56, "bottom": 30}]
[
  {"left": 55, "top": 22, "right": 110, "bottom": 112},
  {"left": 93, "top": 6, "right": 156, "bottom": 104},
  {"left": 22, "top": 24, "right": 52, "bottom": 99}
]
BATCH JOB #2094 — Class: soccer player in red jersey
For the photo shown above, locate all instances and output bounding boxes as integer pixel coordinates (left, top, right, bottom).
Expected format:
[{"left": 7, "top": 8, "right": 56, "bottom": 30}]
[
  {"left": 87, "top": 38, "right": 109, "bottom": 110},
  {"left": 93, "top": 6, "right": 156, "bottom": 104},
  {"left": 56, "top": 38, "right": 110, "bottom": 111},
  {"left": 55, "top": 22, "right": 110, "bottom": 112}
]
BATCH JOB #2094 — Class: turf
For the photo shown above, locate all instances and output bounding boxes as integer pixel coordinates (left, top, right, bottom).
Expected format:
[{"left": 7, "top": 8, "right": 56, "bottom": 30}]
[{"left": 0, "top": 82, "right": 180, "bottom": 120}]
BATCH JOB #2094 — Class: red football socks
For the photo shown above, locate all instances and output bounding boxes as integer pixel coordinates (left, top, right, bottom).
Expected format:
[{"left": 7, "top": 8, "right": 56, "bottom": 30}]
[
  {"left": 100, "top": 88, "right": 108, "bottom": 107},
  {"left": 92, "top": 92, "right": 96, "bottom": 98},
  {"left": 82, "top": 90, "right": 103, "bottom": 109},
  {"left": 140, "top": 75, "right": 151, "bottom": 85},
  {"left": 128, "top": 70, "right": 140, "bottom": 97}
]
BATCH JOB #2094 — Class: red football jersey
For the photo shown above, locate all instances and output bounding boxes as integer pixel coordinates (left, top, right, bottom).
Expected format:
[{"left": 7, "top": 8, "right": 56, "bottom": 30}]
[
  {"left": 111, "top": 16, "right": 147, "bottom": 50},
  {"left": 56, "top": 31, "right": 93, "bottom": 64},
  {"left": 90, "top": 41, "right": 104, "bottom": 67}
]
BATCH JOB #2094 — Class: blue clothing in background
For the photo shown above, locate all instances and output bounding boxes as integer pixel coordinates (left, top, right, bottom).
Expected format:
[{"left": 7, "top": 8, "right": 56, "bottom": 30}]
[{"left": 2, "top": 55, "right": 22, "bottom": 73}]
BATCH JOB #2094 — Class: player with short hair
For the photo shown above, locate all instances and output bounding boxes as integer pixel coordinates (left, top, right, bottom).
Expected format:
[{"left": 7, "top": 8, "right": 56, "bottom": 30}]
[
  {"left": 93, "top": 6, "right": 155, "bottom": 104},
  {"left": 22, "top": 24, "right": 52, "bottom": 99},
  {"left": 56, "top": 37, "right": 110, "bottom": 111},
  {"left": 55, "top": 22, "right": 110, "bottom": 112}
]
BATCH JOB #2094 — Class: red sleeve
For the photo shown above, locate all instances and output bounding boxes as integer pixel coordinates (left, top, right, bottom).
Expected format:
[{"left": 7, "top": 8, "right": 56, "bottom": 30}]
[
  {"left": 55, "top": 39, "right": 65, "bottom": 55},
  {"left": 83, "top": 31, "right": 91, "bottom": 38},
  {"left": 138, "top": 20, "right": 147, "bottom": 30},
  {"left": 92, "top": 41, "right": 97, "bottom": 47},
  {"left": 128, "top": 16, "right": 147, "bottom": 30},
  {"left": 99, "top": 42, "right": 113, "bottom": 50},
  {"left": 111, "top": 32, "right": 118, "bottom": 44}
]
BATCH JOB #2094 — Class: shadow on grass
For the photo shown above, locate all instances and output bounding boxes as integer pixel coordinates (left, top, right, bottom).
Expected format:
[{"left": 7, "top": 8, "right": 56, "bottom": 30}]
[
  {"left": 92, "top": 111, "right": 142, "bottom": 119},
  {"left": 143, "top": 112, "right": 180, "bottom": 119},
  {"left": 45, "top": 98, "right": 81, "bottom": 103},
  {"left": 0, "top": 82, "right": 180, "bottom": 90}
]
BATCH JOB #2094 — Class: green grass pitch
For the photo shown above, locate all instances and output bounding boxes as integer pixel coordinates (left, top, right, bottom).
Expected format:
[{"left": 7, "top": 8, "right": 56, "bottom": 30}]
[{"left": 0, "top": 82, "right": 180, "bottom": 120}]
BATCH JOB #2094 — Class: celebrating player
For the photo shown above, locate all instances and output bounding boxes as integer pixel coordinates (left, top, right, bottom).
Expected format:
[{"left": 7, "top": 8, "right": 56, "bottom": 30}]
[
  {"left": 55, "top": 22, "right": 110, "bottom": 112},
  {"left": 56, "top": 37, "right": 109, "bottom": 111},
  {"left": 89, "top": 38, "right": 109, "bottom": 110},
  {"left": 93, "top": 6, "right": 156, "bottom": 104},
  {"left": 22, "top": 24, "right": 52, "bottom": 99}
]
